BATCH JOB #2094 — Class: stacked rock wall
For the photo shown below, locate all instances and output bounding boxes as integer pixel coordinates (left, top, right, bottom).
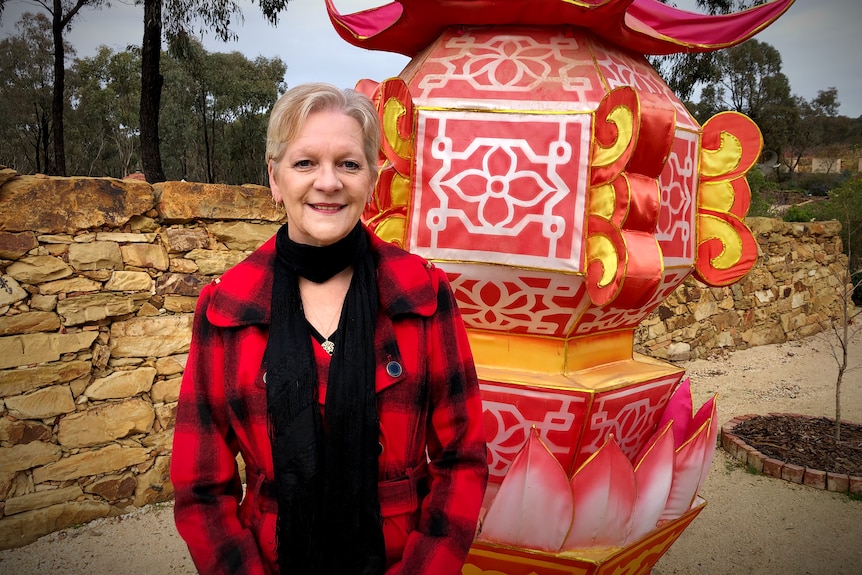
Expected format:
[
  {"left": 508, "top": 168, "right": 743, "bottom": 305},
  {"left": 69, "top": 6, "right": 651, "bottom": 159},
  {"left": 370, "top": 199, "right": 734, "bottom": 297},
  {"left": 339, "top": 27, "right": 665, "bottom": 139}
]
[{"left": 0, "top": 174, "right": 850, "bottom": 549}]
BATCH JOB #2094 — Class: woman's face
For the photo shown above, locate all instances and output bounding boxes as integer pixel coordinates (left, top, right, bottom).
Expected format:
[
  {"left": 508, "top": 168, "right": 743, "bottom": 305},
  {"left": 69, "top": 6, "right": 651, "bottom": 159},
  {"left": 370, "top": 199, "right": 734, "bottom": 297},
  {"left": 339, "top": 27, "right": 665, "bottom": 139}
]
[{"left": 269, "top": 110, "right": 375, "bottom": 247}]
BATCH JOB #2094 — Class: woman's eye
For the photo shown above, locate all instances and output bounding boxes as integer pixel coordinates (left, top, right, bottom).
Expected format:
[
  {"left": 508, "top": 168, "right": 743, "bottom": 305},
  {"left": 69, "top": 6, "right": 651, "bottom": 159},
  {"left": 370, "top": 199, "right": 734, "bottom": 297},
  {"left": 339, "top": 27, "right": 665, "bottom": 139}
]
[
  {"left": 294, "top": 159, "right": 312, "bottom": 168},
  {"left": 343, "top": 161, "right": 361, "bottom": 171}
]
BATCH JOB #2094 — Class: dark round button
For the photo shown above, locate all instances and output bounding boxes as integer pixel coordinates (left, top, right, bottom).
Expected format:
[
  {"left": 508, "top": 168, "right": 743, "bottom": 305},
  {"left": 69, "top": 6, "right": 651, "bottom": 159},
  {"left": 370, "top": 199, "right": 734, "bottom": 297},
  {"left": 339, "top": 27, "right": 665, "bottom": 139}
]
[{"left": 386, "top": 361, "right": 403, "bottom": 378}]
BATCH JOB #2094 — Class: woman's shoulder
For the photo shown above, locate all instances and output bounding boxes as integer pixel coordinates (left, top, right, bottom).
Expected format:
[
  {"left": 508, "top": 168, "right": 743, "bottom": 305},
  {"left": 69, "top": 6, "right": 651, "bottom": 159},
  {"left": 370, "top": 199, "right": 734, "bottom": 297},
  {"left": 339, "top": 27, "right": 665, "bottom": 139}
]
[
  {"left": 201, "top": 236, "right": 276, "bottom": 327},
  {"left": 369, "top": 232, "right": 446, "bottom": 318}
]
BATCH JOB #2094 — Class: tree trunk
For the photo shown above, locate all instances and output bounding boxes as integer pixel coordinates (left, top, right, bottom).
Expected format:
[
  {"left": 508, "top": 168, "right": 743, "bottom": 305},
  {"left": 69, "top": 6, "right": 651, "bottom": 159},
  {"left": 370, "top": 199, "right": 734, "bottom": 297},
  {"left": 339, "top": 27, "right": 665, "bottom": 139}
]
[
  {"left": 50, "top": 0, "right": 66, "bottom": 176},
  {"left": 140, "top": 0, "right": 166, "bottom": 183}
]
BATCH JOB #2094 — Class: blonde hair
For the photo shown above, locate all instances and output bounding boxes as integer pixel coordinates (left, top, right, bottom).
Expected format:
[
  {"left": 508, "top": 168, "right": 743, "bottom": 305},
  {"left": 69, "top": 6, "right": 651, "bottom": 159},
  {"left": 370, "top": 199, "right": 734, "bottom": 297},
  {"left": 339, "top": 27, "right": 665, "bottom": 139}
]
[{"left": 266, "top": 83, "right": 380, "bottom": 175}]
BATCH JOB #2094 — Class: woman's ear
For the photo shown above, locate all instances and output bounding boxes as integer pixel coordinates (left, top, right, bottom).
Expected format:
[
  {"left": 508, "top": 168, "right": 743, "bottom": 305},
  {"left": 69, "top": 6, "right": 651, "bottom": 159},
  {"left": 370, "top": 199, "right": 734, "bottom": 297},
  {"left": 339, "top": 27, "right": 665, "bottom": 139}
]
[{"left": 268, "top": 162, "right": 283, "bottom": 205}]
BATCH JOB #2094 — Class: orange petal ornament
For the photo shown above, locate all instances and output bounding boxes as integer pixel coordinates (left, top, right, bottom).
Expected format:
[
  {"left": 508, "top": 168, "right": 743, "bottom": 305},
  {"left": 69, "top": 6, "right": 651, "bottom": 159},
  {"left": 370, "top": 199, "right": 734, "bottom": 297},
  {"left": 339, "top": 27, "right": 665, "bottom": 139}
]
[{"left": 479, "top": 428, "right": 574, "bottom": 552}]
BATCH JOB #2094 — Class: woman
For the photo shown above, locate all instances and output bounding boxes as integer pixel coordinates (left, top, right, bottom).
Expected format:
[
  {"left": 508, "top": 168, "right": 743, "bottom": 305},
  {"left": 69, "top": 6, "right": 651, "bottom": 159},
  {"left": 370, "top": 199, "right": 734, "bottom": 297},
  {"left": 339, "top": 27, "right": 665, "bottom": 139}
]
[{"left": 171, "top": 83, "right": 488, "bottom": 575}]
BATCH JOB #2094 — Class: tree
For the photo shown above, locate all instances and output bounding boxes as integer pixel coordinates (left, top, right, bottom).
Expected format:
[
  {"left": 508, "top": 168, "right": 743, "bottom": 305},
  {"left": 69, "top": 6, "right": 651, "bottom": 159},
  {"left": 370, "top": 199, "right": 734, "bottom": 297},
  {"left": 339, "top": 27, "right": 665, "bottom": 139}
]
[
  {"left": 67, "top": 47, "right": 143, "bottom": 176},
  {"left": 692, "top": 39, "right": 797, "bottom": 160},
  {"left": 0, "top": 0, "right": 107, "bottom": 176},
  {"left": 0, "top": 13, "right": 62, "bottom": 173},
  {"left": 651, "top": 0, "right": 767, "bottom": 101},
  {"left": 136, "top": 0, "right": 293, "bottom": 183},
  {"left": 784, "top": 88, "right": 841, "bottom": 176}
]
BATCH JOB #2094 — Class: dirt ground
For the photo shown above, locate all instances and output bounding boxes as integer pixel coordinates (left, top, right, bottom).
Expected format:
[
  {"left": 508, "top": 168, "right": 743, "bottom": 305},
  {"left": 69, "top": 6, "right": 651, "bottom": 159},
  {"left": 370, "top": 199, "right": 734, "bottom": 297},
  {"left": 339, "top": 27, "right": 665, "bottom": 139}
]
[{"left": 1, "top": 332, "right": 861, "bottom": 575}]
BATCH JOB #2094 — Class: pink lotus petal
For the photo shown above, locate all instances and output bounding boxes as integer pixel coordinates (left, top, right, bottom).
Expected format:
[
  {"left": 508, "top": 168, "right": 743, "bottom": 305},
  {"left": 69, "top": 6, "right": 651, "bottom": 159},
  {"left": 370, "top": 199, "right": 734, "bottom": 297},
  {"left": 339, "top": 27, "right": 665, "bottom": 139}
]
[
  {"left": 626, "top": 421, "right": 674, "bottom": 543},
  {"left": 657, "top": 377, "right": 693, "bottom": 449},
  {"left": 695, "top": 396, "right": 719, "bottom": 494},
  {"left": 661, "top": 418, "right": 712, "bottom": 521},
  {"left": 564, "top": 435, "right": 636, "bottom": 549},
  {"left": 479, "top": 428, "right": 573, "bottom": 552}
]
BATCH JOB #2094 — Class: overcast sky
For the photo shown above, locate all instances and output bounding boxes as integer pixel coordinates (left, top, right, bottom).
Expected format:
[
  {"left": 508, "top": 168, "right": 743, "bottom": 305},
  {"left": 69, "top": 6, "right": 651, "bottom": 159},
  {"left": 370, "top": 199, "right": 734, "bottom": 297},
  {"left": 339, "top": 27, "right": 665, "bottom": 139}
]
[{"left": 1, "top": 0, "right": 860, "bottom": 117}]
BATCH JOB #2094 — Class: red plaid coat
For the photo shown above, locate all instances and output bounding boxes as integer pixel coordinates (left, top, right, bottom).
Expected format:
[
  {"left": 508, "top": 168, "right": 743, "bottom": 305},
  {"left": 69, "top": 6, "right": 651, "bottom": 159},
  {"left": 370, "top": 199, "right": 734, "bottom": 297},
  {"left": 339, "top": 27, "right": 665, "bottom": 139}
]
[{"left": 171, "top": 228, "right": 488, "bottom": 575}]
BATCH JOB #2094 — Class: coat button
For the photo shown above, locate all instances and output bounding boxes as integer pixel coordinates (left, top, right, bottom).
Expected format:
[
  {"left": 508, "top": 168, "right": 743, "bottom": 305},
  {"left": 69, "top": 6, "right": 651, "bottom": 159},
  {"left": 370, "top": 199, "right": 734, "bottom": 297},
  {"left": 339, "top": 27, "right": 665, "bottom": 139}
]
[
  {"left": 386, "top": 361, "right": 403, "bottom": 378},
  {"left": 378, "top": 442, "right": 384, "bottom": 454}
]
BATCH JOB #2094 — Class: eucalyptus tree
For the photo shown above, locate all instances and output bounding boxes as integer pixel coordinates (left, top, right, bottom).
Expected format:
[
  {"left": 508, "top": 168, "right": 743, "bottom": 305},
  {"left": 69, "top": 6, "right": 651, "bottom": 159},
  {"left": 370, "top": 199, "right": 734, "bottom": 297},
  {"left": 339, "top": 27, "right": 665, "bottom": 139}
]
[
  {"left": 137, "top": 0, "right": 293, "bottom": 183},
  {"left": 0, "top": 0, "right": 107, "bottom": 176},
  {"left": 0, "top": 13, "right": 62, "bottom": 173}
]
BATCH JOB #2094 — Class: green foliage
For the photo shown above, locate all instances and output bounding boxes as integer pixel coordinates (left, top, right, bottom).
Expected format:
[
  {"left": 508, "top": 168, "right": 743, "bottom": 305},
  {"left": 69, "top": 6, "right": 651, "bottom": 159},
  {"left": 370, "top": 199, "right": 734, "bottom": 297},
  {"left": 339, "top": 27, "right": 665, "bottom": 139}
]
[
  {"left": 745, "top": 169, "right": 774, "bottom": 217},
  {"left": 0, "top": 12, "right": 285, "bottom": 185},
  {"left": 782, "top": 204, "right": 816, "bottom": 223},
  {"left": 791, "top": 172, "right": 847, "bottom": 197}
]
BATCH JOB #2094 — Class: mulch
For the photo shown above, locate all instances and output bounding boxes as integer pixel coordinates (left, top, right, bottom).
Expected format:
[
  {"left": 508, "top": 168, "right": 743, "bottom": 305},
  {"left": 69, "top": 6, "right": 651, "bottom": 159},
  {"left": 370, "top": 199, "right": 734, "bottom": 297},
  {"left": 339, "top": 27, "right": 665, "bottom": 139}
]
[{"left": 731, "top": 415, "right": 862, "bottom": 477}]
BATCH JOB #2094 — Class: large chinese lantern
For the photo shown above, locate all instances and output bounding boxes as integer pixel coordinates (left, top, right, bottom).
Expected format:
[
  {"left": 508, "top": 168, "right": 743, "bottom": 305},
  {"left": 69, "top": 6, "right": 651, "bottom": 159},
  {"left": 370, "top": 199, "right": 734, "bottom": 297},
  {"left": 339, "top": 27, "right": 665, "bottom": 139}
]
[{"left": 327, "top": 0, "right": 793, "bottom": 573}]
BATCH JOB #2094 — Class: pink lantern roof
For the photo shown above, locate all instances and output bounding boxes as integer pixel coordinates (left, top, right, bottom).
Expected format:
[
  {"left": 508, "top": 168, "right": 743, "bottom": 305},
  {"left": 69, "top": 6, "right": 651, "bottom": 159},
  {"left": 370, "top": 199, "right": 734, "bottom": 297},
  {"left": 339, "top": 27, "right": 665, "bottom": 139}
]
[{"left": 326, "top": 0, "right": 795, "bottom": 57}]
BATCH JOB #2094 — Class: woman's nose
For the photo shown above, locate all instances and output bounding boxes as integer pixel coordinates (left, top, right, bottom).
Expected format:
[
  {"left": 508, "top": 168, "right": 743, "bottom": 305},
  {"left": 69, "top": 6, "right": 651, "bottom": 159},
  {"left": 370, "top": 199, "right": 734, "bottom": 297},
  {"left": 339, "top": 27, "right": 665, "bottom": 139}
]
[{"left": 315, "top": 164, "right": 343, "bottom": 192}]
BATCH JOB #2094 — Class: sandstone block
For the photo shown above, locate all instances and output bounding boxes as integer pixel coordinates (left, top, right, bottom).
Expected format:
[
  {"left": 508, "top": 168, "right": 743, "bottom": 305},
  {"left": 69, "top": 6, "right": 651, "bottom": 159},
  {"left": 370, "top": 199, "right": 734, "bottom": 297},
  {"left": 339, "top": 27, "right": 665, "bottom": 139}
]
[
  {"left": 4, "top": 485, "right": 83, "bottom": 515},
  {"left": 156, "top": 181, "right": 280, "bottom": 223},
  {"left": 155, "top": 401, "right": 178, "bottom": 430},
  {"left": 134, "top": 455, "right": 173, "bottom": 507},
  {"left": 104, "top": 271, "right": 153, "bottom": 292},
  {"left": 0, "top": 500, "right": 111, "bottom": 551},
  {"left": 95, "top": 232, "right": 156, "bottom": 243},
  {"left": 38, "top": 277, "right": 102, "bottom": 295},
  {"left": 169, "top": 258, "right": 199, "bottom": 273},
  {"left": 84, "top": 367, "right": 157, "bottom": 400},
  {"left": 185, "top": 249, "right": 248, "bottom": 275},
  {"left": 0, "top": 360, "right": 91, "bottom": 397},
  {"left": 0, "top": 275, "right": 29, "bottom": 308},
  {"left": 32, "top": 444, "right": 150, "bottom": 483},
  {"left": 57, "top": 292, "right": 149, "bottom": 326},
  {"left": 29, "top": 294, "right": 58, "bottom": 311},
  {"left": 164, "top": 227, "right": 209, "bottom": 253},
  {"left": 0, "top": 418, "right": 52, "bottom": 444},
  {"left": 155, "top": 353, "right": 188, "bottom": 376},
  {"left": 164, "top": 295, "right": 198, "bottom": 313},
  {"left": 6, "top": 255, "right": 73, "bottom": 284},
  {"left": 58, "top": 398, "right": 155, "bottom": 447},
  {"left": 155, "top": 272, "right": 207, "bottom": 296},
  {"left": 0, "top": 441, "right": 62, "bottom": 473},
  {"left": 109, "top": 315, "right": 193, "bottom": 358},
  {"left": 151, "top": 377, "right": 182, "bottom": 403},
  {"left": 0, "top": 231, "right": 38, "bottom": 259},
  {"left": 0, "top": 175, "right": 153, "bottom": 235},
  {"left": 85, "top": 472, "right": 137, "bottom": 502},
  {"left": 68, "top": 241, "right": 123, "bottom": 271},
  {"left": 0, "top": 311, "right": 61, "bottom": 336},
  {"left": 666, "top": 342, "right": 691, "bottom": 362},
  {"left": 141, "top": 430, "right": 173, "bottom": 453},
  {"left": 120, "top": 244, "right": 169, "bottom": 270},
  {"left": 206, "top": 221, "right": 279, "bottom": 251},
  {"left": 5, "top": 385, "right": 75, "bottom": 419}
]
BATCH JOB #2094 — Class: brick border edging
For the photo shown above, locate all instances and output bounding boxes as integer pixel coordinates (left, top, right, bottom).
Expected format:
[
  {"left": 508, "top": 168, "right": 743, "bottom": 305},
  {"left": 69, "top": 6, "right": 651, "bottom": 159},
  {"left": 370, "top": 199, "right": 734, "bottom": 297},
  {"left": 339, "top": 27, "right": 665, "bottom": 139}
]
[{"left": 720, "top": 413, "right": 862, "bottom": 494}]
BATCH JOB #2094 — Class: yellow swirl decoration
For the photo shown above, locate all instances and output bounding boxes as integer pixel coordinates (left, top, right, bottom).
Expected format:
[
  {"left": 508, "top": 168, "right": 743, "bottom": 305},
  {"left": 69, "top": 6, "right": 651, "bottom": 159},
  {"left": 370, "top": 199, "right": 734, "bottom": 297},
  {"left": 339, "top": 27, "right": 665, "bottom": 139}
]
[
  {"left": 586, "top": 233, "right": 618, "bottom": 288},
  {"left": 697, "top": 212, "right": 743, "bottom": 270},
  {"left": 589, "top": 182, "right": 617, "bottom": 221},
  {"left": 695, "top": 111, "right": 761, "bottom": 286},
  {"left": 592, "top": 105, "right": 635, "bottom": 169},
  {"left": 383, "top": 96, "right": 412, "bottom": 161},
  {"left": 699, "top": 129, "right": 743, "bottom": 178}
]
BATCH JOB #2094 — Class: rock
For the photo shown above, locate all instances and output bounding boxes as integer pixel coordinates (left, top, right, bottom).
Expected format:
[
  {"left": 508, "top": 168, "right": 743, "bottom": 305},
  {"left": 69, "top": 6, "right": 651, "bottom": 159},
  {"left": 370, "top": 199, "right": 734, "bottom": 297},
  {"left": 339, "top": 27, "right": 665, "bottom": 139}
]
[
  {"left": 57, "top": 292, "right": 149, "bottom": 326},
  {"left": 29, "top": 294, "right": 58, "bottom": 311},
  {"left": 5, "top": 385, "right": 76, "bottom": 419},
  {"left": 0, "top": 311, "right": 61, "bottom": 336},
  {"left": 32, "top": 444, "right": 150, "bottom": 483},
  {"left": 164, "top": 295, "right": 198, "bottom": 313},
  {"left": 6, "top": 256, "right": 73, "bottom": 284},
  {"left": 67, "top": 241, "right": 123, "bottom": 271},
  {"left": 0, "top": 360, "right": 91, "bottom": 397},
  {"left": 0, "top": 441, "right": 62, "bottom": 473},
  {"left": 95, "top": 232, "right": 156, "bottom": 243},
  {"left": 0, "top": 175, "right": 154, "bottom": 234},
  {"left": 109, "top": 315, "right": 193, "bottom": 358},
  {"left": 104, "top": 271, "right": 153, "bottom": 292},
  {"left": 156, "top": 181, "right": 280, "bottom": 223},
  {"left": 154, "top": 354, "right": 188, "bottom": 376},
  {"left": 206, "top": 221, "right": 279, "bottom": 251},
  {"left": 84, "top": 367, "right": 157, "bottom": 400},
  {"left": 0, "top": 418, "right": 52, "bottom": 444},
  {"left": 185, "top": 248, "right": 248, "bottom": 275},
  {"left": 0, "top": 500, "right": 111, "bottom": 551},
  {"left": 120, "top": 244, "right": 169, "bottom": 270},
  {"left": 155, "top": 272, "right": 207, "bottom": 296},
  {"left": 4, "top": 485, "right": 84, "bottom": 516},
  {"left": 0, "top": 231, "right": 38, "bottom": 259},
  {"left": 58, "top": 398, "right": 154, "bottom": 448},
  {"left": 134, "top": 455, "right": 173, "bottom": 507},
  {"left": 163, "top": 227, "right": 209, "bottom": 253},
  {"left": 0, "top": 331, "right": 95, "bottom": 370},
  {"left": 85, "top": 473, "right": 137, "bottom": 502},
  {"left": 0, "top": 275, "right": 28, "bottom": 308},
  {"left": 38, "top": 277, "right": 103, "bottom": 295},
  {"left": 151, "top": 377, "right": 182, "bottom": 403}
]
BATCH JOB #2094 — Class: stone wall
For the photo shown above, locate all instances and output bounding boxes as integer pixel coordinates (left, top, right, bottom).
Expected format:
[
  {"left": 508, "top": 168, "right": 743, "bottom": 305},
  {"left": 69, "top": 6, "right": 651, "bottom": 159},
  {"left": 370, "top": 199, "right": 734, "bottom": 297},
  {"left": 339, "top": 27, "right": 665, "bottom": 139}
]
[{"left": 0, "top": 172, "right": 850, "bottom": 549}]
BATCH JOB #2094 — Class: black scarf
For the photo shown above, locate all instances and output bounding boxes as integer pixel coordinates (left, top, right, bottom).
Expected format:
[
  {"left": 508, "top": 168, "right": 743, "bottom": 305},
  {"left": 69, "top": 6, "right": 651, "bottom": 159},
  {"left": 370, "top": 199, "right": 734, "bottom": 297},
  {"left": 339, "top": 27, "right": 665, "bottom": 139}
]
[{"left": 265, "top": 222, "right": 385, "bottom": 575}]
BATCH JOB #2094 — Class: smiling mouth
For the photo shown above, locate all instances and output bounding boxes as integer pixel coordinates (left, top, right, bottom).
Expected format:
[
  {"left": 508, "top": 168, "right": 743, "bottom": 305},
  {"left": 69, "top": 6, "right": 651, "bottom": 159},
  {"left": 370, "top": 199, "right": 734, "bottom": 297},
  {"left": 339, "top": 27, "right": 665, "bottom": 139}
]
[{"left": 310, "top": 204, "right": 343, "bottom": 212}]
